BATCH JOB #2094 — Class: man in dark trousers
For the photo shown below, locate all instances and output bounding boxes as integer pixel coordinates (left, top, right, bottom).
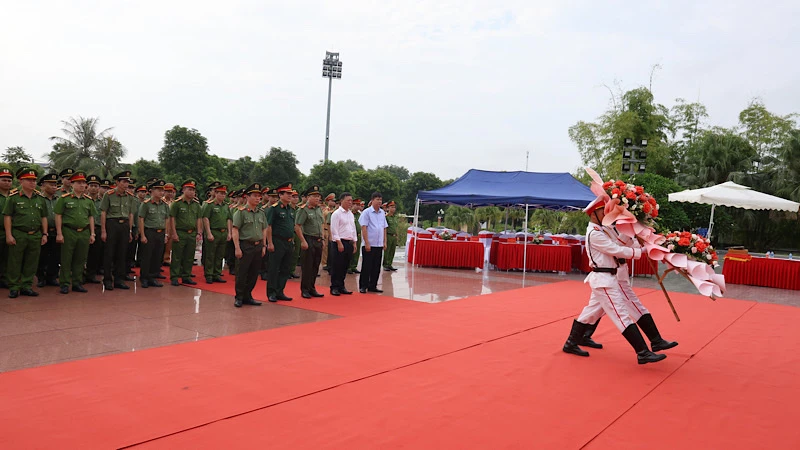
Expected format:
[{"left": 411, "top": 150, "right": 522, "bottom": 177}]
[
  {"left": 83, "top": 175, "right": 103, "bottom": 283},
  {"left": 36, "top": 172, "right": 61, "bottom": 287},
  {"left": 100, "top": 171, "right": 135, "bottom": 290},
  {"left": 329, "top": 192, "right": 356, "bottom": 296},
  {"left": 137, "top": 180, "right": 169, "bottom": 288},
  {"left": 358, "top": 192, "right": 388, "bottom": 294},
  {"left": 294, "top": 184, "right": 325, "bottom": 299},
  {"left": 232, "top": 183, "right": 267, "bottom": 307},
  {"left": 265, "top": 182, "right": 296, "bottom": 302}
]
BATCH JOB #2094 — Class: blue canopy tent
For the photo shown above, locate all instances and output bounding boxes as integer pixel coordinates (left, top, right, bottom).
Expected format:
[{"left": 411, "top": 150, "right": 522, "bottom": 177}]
[{"left": 411, "top": 170, "right": 596, "bottom": 272}]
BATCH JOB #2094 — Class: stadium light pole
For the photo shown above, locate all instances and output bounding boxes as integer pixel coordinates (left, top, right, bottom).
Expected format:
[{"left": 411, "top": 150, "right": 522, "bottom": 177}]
[
  {"left": 622, "top": 138, "right": 648, "bottom": 177},
  {"left": 322, "top": 51, "right": 342, "bottom": 162}
]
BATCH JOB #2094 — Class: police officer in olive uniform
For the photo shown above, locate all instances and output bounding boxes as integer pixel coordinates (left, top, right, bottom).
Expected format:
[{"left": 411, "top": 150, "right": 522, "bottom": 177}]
[
  {"left": 57, "top": 168, "right": 75, "bottom": 196},
  {"left": 169, "top": 180, "right": 202, "bottom": 286},
  {"left": 54, "top": 172, "right": 97, "bottom": 294},
  {"left": 289, "top": 189, "right": 301, "bottom": 278},
  {"left": 383, "top": 200, "right": 400, "bottom": 271},
  {"left": 36, "top": 172, "right": 61, "bottom": 287},
  {"left": 126, "top": 184, "right": 147, "bottom": 273},
  {"left": 321, "top": 193, "right": 336, "bottom": 271},
  {"left": 100, "top": 171, "right": 136, "bottom": 290},
  {"left": 294, "top": 184, "right": 325, "bottom": 299},
  {"left": 138, "top": 180, "right": 170, "bottom": 288},
  {"left": 0, "top": 166, "right": 14, "bottom": 288},
  {"left": 225, "top": 188, "right": 241, "bottom": 276},
  {"left": 259, "top": 187, "right": 276, "bottom": 280},
  {"left": 232, "top": 183, "right": 267, "bottom": 307},
  {"left": 84, "top": 175, "right": 104, "bottom": 283},
  {"left": 202, "top": 183, "right": 232, "bottom": 284},
  {"left": 3, "top": 167, "right": 48, "bottom": 298},
  {"left": 349, "top": 199, "right": 363, "bottom": 274},
  {"left": 266, "top": 182, "right": 296, "bottom": 302}
]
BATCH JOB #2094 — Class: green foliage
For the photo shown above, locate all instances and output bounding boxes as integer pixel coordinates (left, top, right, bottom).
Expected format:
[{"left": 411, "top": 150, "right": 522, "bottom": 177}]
[
  {"left": 738, "top": 98, "right": 796, "bottom": 160},
  {"left": 2, "top": 146, "right": 34, "bottom": 172},
  {"left": 159, "top": 125, "right": 210, "bottom": 185},
  {"left": 443, "top": 206, "right": 474, "bottom": 231},
  {"left": 130, "top": 158, "right": 164, "bottom": 183},
  {"left": 47, "top": 116, "right": 125, "bottom": 177},
  {"left": 630, "top": 173, "right": 690, "bottom": 233},
  {"left": 250, "top": 147, "right": 302, "bottom": 188},
  {"left": 403, "top": 171, "right": 443, "bottom": 220},
  {"left": 340, "top": 159, "right": 365, "bottom": 173},
  {"left": 375, "top": 164, "right": 410, "bottom": 182},
  {"left": 307, "top": 160, "right": 352, "bottom": 196},
  {"left": 350, "top": 169, "right": 402, "bottom": 208}
]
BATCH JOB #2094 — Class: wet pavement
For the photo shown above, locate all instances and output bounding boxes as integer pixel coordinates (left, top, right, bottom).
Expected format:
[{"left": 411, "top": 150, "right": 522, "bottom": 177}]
[{"left": 1, "top": 247, "right": 796, "bottom": 372}]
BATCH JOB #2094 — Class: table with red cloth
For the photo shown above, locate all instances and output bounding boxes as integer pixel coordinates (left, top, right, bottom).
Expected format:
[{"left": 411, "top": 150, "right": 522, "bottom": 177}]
[
  {"left": 407, "top": 238, "right": 484, "bottom": 269},
  {"left": 575, "top": 246, "right": 657, "bottom": 276},
  {"left": 495, "top": 243, "right": 572, "bottom": 272},
  {"left": 723, "top": 257, "right": 800, "bottom": 290}
]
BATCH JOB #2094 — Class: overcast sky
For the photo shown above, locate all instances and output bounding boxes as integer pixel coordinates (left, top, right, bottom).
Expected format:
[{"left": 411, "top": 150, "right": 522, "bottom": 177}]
[{"left": 2, "top": 1, "right": 798, "bottom": 180}]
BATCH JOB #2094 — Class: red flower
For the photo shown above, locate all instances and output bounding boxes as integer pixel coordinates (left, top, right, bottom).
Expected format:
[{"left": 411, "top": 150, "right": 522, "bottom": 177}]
[
  {"left": 678, "top": 238, "right": 691, "bottom": 247},
  {"left": 695, "top": 241, "right": 707, "bottom": 252},
  {"left": 611, "top": 188, "right": 621, "bottom": 196},
  {"left": 615, "top": 180, "right": 626, "bottom": 187},
  {"left": 626, "top": 191, "right": 637, "bottom": 200},
  {"left": 642, "top": 203, "right": 652, "bottom": 213},
  {"left": 648, "top": 197, "right": 657, "bottom": 205},
  {"left": 602, "top": 181, "right": 613, "bottom": 189},
  {"left": 635, "top": 186, "right": 644, "bottom": 194},
  {"left": 651, "top": 208, "right": 659, "bottom": 218}
]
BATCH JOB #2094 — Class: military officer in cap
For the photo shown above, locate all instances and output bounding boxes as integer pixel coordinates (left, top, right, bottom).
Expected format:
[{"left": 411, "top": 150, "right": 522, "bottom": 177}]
[
  {"left": 54, "top": 172, "right": 96, "bottom": 294},
  {"left": 202, "top": 183, "right": 232, "bottom": 284},
  {"left": 169, "top": 180, "right": 202, "bottom": 286},
  {"left": 162, "top": 182, "right": 176, "bottom": 266},
  {"left": 57, "top": 168, "right": 75, "bottom": 196},
  {"left": 138, "top": 180, "right": 170, "bottom": 288},
  {"left": 294, "top": 184, "right": 325, "bottom": 298},
  {"left": 321, "top": 192, "right": 336, "bottom": 271},
  {"left": 232, "top": 183, "right": 267, "bottom": 307},
  {"left": 200, "top": 182, "right": 221, "bottom": 274},
  {"left": 225, "top": 188, "right": 241, "bottom": 276},
  {"left": 126, "top": 184, "right": 147, "bottom": 273},
  {"left": 289, "top": 189, "right": 301, "bottom": 278},
  {"left": 265, "top": 182, "right": 296, "bottom": 302},
  {"left": 0, "top": 166, "right": 14, "bottom": 288},
  {"left": 84, "top": 175, "right": 104, "bottom": 283},
  {"left": 383, "top": 200, "right": 399, "bottom": 271},
  {"left": 258, "top": 186, "right": 276, "bottom": 280},
  {"left": 348, "top": 198, "right": 364, "bottom": 274},
  {"left": 100, "top": 170, "right": 136, "bottom": 290},
  {"left": 36, "top": 172, "right": 61, "bottom": 287},
  {"left": 3, "top": 167, "right": 48, "bottom": 298}
]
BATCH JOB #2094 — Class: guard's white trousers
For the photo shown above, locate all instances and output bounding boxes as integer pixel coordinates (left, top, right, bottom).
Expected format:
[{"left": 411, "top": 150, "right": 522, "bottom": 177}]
[{"left": 577, "top": 281, "right": 650, "bottom": 332}]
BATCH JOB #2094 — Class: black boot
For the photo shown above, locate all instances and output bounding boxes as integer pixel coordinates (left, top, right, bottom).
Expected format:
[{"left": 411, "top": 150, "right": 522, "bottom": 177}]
[
  {"left": 637, "top": 314, "right": 678, "bottom": 352},
  {"left": 563, "top": 320, "right": 590, "bottom": 357},
  {"left": 580, "top": 317, "right": 603, "bottom": 349},
  {"left": 622, "top": 324, "right": 666, "bottom": 365}
]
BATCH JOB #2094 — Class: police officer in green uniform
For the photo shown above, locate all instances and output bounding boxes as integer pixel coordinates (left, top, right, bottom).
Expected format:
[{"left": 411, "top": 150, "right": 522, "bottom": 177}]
[
  {"left": 232, "top": 183, "right": 267, "bottom": 307},
  {"left": 0, "top": 166, "right": 13, "bottom": 288},
  {"left": 200, "top": 182, "right": 220, "bottom": 277},
  {"left": 126, "top": 184, "right": 147, "bottom": 273},
  {"left": 349, "top": 199, "right": 363, "bottom": 274},
  {"left": 202, "top": 183, "right": 232, "bottom": 284},
  {"left": 169, "top": 180, "right": 202, "bottom": 286},
  {"left": 100, "top": 171, "right": 135, "bottom": 290},
  {"left": 289, "top": 189, "right": 301, "bottom": 278},
  {"left": 36, "top": 172, "right": 61, "bottom": 287},
  {"left": 225, "top": 188, "right": 241, "bottom": 276},
  {"left": 259, "top": 186, "right": 276, "bottom": 281},
  {"left": 266, "top": 182, "right": 296, "bottom": 302},
  {"left": 84, "top": 175, "right": 104, "bottom": 283},
  {"left": 383, "top": 200, "right": 399, "bottom": 271},
  {"left": 54, "top": 172, "right": 96, "bottom": 294},
  {"left": 294, "top": 184, "right": 325, "bottom": 299},
  {"left": 3, "top": 167, "right": 48, "bottom": 298},
  {"left": 57, "top": 168, "right": 75, "bottom": 196},
  {"left": 138, "top": 180, "right": 170, "bottom": 288}
]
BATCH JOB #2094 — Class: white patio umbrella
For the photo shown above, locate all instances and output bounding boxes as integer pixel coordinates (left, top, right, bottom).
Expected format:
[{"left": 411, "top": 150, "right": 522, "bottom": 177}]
[{"left": 668, "top": 181, "right": 800, "bottom": 241}]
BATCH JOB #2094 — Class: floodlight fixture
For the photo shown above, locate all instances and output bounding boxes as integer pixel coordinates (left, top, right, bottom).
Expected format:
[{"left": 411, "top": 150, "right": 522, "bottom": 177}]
[
  {"left": 623, "top": 150, "right": 632, "bottom": 159},
  {"left": 322, "top": 51, "right": 343, "bottom": 162},
  {"left": 624, "top": 138, "right": 633, "bottom": 146},
  {"left": 640, "top": 139, "right": 648, "bottom": 147}
]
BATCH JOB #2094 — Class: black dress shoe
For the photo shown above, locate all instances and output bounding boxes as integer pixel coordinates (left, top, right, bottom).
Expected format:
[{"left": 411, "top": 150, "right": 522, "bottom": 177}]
[
  {"left": 170, "top": 279, "right": 180, "bottom": 286},
  {"left": 72, "top": 284, "right": 88, "bottom": 293},
  {"left": 114, "top": 282, "right": 130, "bottom": 290},
  {"left": 141, "top": 279, "right": 150, "bottom": 288},
  {"left": 155, "top": 274, "right": 167, "bottom": 279},
  {"left": 352, "top": 269, "right": 361, "bottom": 274},
  {"left": 260, "top": 273, "right": 268, "bottom": 281},
  {"left": 8, "top": 290, "right": 18, "bottom": 298},
  {"left": 60, "top": 285, "right": 70, "bottom": 294},
  {"left": 20, "top": 289, "right": 39, "bottom": 297},
  {"left": 150, "top": 280, "right": 164, "bottom": 287},
  {"left": 190, "top": 273, "right": 196, "bottom": 277},
  {"left": 234, "top": 298, "right": 243, "bottom": 308},
  {"left": 205, "top": 277, "right": 214, "bottom": 284},
  {"left": 276, "top": 294, "right": 293, "bottom": 301},
  {"left": 268, "top": 296, "right": 278, "bottom": 302},
  {"left": 389, "top": 266, "right": 398, "bottom": 271},
  {"left": 182, "top": 278, "right": 197, "bottom": 285},
  {"left": 36, "top": 279, "right": 46, "bottom": 288},
  {"left": 213, "top": 277, "right": 227, "bottom": 283},
  {"left": 322, "top": 266, "right": 329, "bottom": 271},
  {"left": 367, "top": 288, "right": 383, "bottom": 293},
  {"left": 359, "top": 288, "right": 367, "bottom": 294},
  {"left": 86, "top": 277, "right": 101, "bottom": 284},
  {"left": 104, "top": 283, "right": 114, "bottom": 291},
  {"left": 309, "top": 290, "right": 324, "bottom": 298},
  {"left": 124, "top": 275, "right": 135, "bottom": 282},
  {"left": 347, "top": 269, "right": 354, "bottom": 274},
  {"left": 340, "top": 289, "right": 353, "bottom": 295},
  {"left": 46, "top": 279, "right": 60, "bottom": 286},
  {"left": 301, "top": 291, "right": 312, "bottom": 299},
  {"left": 243, "top": 298, "right": 263, "bottom": 306},
  {"left": 330, "top": 289, "right": 341, "bottom": 296},
  {"left": 384, "top": 267, "right": 392, "bottom": 271}
]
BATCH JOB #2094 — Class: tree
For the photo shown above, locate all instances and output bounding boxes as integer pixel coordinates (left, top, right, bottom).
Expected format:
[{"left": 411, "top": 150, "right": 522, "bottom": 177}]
[
  {"left": 350, "top": 169, "right": 402, "bottom": 207},
  {"left": 402, "top": 171, "right": 443, "bottom": 219},
  {"left": 223, "top": 156, "right": 255, "bottom": 189},
  {"left": 93, "top": 135, "right": 127, "bottom": 178},
  {"left": 250, "top": 147, "right": 302, "bottom": 189},
  {"left": 131, "top": 158, "right": 164, "bottom": 183},
  {"left": 48, "top": 116, "right": 119, "bottom": 174},
  {"left": 376, "top": 164, "right": 410, "bottom": 182},
  {"left": 307, "top": 161, "right": 352, "bottom": 196},
  {"left": 677, "top": 129, "right": 757, "bottom": 187},
  {"left": 474, "top": 207, "right": 503, "bottom": 231},
  {"left": 443, "top": 206, "right": 474, "bottom": 231},
  {"left": 341, "top": 159, "right": 365, "bottom": 173},
  {"left": 158, "top": 125, "right": 210, "bottom": 186},
  {"left": 2, "top": 146, "right": 34, "bottom": 171},
  {"left": 738, "top": 98, "right": 796, "bottom": 162},
  {"left": 669, "top": 98, "right": 709, "bottom": 170}
]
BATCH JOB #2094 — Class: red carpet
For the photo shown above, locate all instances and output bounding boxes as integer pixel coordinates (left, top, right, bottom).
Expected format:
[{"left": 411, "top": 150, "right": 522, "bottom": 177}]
[{"left": 0, "top": 279, "right": 797, "bottom": 449}]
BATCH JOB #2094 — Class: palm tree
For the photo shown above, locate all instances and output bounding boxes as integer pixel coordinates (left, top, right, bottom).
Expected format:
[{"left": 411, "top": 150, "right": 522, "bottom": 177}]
[
  {"left": 93, "top": 135, "right": 127, "bottom": 179},
  {"left": 443, "top": 206, "right": 474, "bottom": 232},
  {"left": 48, "top": 116, "right": 113, "bottom": 173}
]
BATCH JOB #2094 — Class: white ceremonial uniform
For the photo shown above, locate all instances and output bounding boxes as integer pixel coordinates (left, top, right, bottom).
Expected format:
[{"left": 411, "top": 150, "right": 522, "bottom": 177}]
[{"left": 577, "top": 222, "right": 643, "bottom": 332}]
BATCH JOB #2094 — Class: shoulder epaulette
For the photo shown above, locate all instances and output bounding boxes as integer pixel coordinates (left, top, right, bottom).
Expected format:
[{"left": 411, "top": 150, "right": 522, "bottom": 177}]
[
  {"left": 10, "top": 188, "right": 18, "bottom": 195},
  {"left": 204, "top": 199, "right": 213, "bottom": 203},
  {"left": 61, "top": 193, "right": 71, "bottom": 198},
  {"left": 238, "top": 206, "right": 246, "bottom": 211},
  {"left": 143, "top": 198, "right": 151, "bottom": 203},
  {"left": 33, "top": 189, "right": 41, "bottom": 196},
  {"left": 271, "top": 202, "right": 279, "bottom": 207},
  {"left": 299, "top": 204, "right": 306, "bottom": 209},
  {"left": 83, "top": 194, "right": 92, "bottom": 199}
]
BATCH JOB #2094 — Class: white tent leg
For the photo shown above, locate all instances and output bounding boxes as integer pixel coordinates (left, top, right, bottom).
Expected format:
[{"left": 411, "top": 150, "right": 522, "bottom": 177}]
[
  {"left": 708, "top": 204, "right": 716, "bottom": 242},
  {"left": 412, "top": 196, "right": 420, "bottom": 268},
  {"left": 523, "top": 204, "right": 529, "bottom": 286}
]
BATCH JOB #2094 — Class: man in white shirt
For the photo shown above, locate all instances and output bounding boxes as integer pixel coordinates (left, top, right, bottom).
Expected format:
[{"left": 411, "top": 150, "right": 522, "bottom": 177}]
[
  {"left": 358, "top": 192, "right": 388, "bottom": 294},
  {"left": 329, "top": 192, "right": 357, "bottom": 296}
]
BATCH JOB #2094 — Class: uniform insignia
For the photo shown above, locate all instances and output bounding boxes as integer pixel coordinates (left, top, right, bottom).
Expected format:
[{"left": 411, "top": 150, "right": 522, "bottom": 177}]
[
  {"left": 272, "top": 202, "right": 279, "bottom": 207},
  {"left": 61, "top": 193, "right": 71, "bottom": 198}
]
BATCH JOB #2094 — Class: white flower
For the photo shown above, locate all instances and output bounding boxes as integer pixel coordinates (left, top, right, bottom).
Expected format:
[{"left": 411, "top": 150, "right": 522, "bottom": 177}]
[
  {"left": 655, "top": 204, "right": 660, "bottom": 210},
  {"left": 631, "top": 204, "right": 637, "bottom": 210},
  {"left": 713, "top": 261, "right": 719, "bottom": 267},
  {"left": 627, "top": 184, "right": 635, "bottom": 190},
  {"left": 622, "top": 198, "right": 629, "bottom": 204},
  {"left": 691, "top": 247, "right": 698, "bottom": 253},
  {"left": 692, "top": 234, "right": 698, "bottom": 239},
  {"left": 706, "top": 254, "right": 713, "bottom": 260},
  {"left": 612, "top": 193, "right": 618, "bottom": 199},
  {"left": 667, "top": 244, "right": 675, "bottom": 251}
]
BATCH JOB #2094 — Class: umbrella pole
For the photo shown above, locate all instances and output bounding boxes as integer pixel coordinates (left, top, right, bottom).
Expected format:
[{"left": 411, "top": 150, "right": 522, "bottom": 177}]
[{"left": 708, "top": 204, "right": 716, "bottom": 241}]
